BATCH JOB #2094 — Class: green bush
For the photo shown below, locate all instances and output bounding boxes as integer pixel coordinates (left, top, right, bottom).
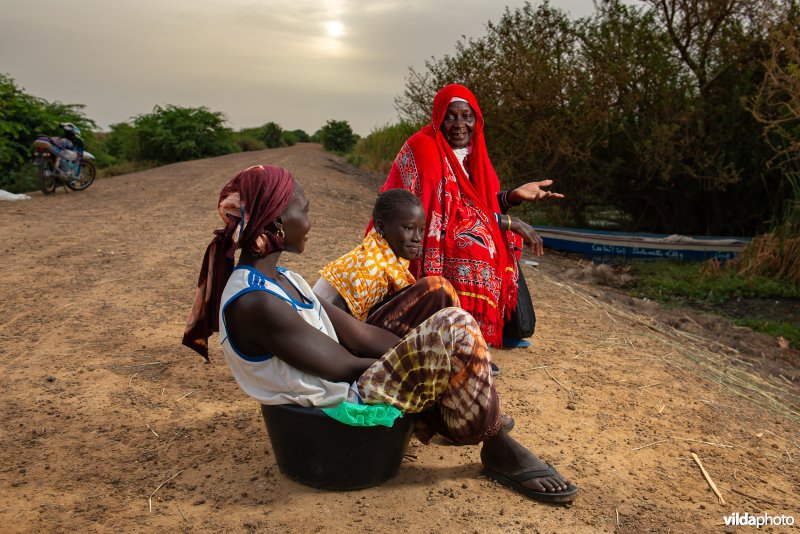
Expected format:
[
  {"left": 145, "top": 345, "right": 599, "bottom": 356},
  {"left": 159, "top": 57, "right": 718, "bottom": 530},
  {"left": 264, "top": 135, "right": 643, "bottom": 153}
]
[
  {"left": 233, "top": 123, "right": 309, "bottom": 150},
  {"left": 351, "top": 121, "right": 420, "bottom": 173},
  {"left": 319, "top": 120, "right": 358, "bottom": 153},
  {"left": 103, "top": 122, "right": 140, "bottom": 162},
  {"left": 235, "top": 136, "right": 267, "bottom": 152},
  {"left": 130, "top": 105, "right": 239, "bottom": 164},
  {"left": 286, "top": 129, "right": 310, "bottom": 143},
  {"left": 3, "top": 167, "right": 38, "bottom": 194},
  {"left": 261, "top": 122, "right": 284, "bottom": 148}
]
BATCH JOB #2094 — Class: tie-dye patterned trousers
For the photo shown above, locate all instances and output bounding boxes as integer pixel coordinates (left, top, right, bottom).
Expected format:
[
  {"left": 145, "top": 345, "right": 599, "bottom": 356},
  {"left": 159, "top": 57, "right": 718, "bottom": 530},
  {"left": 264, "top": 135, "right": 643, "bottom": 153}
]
[{"left": 358, "top": 302, "right": 502, "bottom": 445}]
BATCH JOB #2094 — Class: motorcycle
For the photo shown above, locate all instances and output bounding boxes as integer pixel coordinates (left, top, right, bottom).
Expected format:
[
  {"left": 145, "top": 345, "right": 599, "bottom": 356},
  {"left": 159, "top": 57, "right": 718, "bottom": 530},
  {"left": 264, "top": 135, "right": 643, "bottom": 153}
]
[{"left": 32, "top": 135, "right": 97, "bottom": 194}]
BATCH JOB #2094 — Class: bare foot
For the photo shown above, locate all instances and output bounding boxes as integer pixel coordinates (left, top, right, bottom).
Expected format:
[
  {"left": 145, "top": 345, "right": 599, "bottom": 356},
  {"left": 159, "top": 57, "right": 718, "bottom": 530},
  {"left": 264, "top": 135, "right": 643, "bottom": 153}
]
[{"left": 480, "top": 429, "right": 572, "bottom": 494}]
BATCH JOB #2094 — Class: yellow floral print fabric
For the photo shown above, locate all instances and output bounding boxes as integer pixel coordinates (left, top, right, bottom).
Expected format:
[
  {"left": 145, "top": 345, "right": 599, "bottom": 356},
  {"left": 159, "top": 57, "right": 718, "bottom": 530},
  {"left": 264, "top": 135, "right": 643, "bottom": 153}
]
[{"left": 320, "top": 229, "right": 416, "bottom": 320}]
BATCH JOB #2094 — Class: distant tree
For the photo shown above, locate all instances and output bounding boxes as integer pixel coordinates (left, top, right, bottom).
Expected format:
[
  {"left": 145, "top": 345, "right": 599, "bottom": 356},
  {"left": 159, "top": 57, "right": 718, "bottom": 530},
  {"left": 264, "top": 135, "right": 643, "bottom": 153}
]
[
  {"left": 748, "top": 2, "right": 800, "bottom": 213},
  {"left": 131, "top": 105, "right": 238, "bottom": 164},
  {"left": 235, "top": 124, "right": 310, "bottom": 150},
  {"left": 639, "top": 0, "right": 786, "bottom": 233},
  {"left": 289, "top": 129, "right": 310, "bottom": 142},
  {"left": 739, "top": 2, "right": 800, "bottom": 284},
  {"left": 104, "top": 122, "right": 140, "bottom": 161},
  {"left": 319, "top": 120, "right": 358, "bottom": 153},
  {"left": 261, "top": 122, "right": 284, "bottom": 148},
  {"left": 282, "top": 129, "right": 310, "bottom": 146}
]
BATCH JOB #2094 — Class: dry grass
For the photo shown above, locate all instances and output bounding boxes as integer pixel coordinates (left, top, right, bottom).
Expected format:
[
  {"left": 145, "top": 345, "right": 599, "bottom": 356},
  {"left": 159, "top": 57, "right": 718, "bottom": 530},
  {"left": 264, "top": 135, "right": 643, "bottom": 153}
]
[{"left": 735, "top": 223, "right": 800, "bottom": 285}]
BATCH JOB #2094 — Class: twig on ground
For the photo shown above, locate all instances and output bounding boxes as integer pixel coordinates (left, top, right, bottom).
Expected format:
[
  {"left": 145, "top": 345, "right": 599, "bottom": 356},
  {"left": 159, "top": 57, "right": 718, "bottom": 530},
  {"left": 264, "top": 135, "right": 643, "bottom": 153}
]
[
  {"left": 639, "top": 382, "right": 664, "bottom": 393},
  {"left": 148, "top": 469, "right": 184, "bottom": 513},
  {"left": 522, "top": 365, "right": 548, "bottom": 371},
  {"left": 175, "top": 390, "right": 194, "bottom": 402},
  {"left": 604, "top": 310, "right": 618, "bottom": 325},
  {"left": 674, "top": 436, "right": 735, "bottom": 449},
  {"left": 129, "top": 372, "right": 138, "bottom": 387},
  {"left": 615, "top": 508, "right": 620, "bottom": 528},
  {"left": 178, "top": 505, "right": 191, "bottom": 523},
  {"left": 544, "top": 367, "right": 569, "bottom": 394},
  {"left": 728, "top": 487, "right": 779, "bottom": 506},
  {"left": 113, "top": 360, "right": 183, "bottom": 370},
  {"left": 159, "top": 427, "right": 185, "bottom": 449},
  {"left": 200, "top": 503, "right": 220, "bottom": 520},
  {"left": 762, "top": 428, "right": 800, "bottom": 451},
  {"left": 755, "top": 475, "right": 789, "bottom": 495},
  {"left": 145, "top": 423, "right": 159, "bottom": 438},
  {"left": 631, "top": 439, "right": 668, "bottom": 451},
  {"left": 741, "top": 474, "right": 758, "bottom": 491},
  {"left": 691, "top": 453, "right": 726, "bottom": 504},
  {"left": 96, "top": 278, "right": 124, "bottom": 285},
  {"left": 682, "top": 314, "right": 705, "bottom": 331},
  {"left": 403, "top": 453, "right": 418, "bottom": 462}
]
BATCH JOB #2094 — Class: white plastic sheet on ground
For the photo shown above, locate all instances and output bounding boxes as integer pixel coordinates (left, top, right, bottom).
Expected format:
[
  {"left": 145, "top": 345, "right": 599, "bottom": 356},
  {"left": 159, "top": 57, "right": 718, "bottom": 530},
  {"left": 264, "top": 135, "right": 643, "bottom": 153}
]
[{"left": 0, "top": 189, "right": 31, "bottom": 201}]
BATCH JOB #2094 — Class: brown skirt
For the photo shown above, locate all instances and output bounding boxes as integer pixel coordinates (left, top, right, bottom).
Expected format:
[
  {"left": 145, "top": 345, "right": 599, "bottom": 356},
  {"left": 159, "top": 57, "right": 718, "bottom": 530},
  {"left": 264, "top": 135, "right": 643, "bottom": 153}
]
[{"left": 359, "top": 278, "right": 502, "bottom": 445}]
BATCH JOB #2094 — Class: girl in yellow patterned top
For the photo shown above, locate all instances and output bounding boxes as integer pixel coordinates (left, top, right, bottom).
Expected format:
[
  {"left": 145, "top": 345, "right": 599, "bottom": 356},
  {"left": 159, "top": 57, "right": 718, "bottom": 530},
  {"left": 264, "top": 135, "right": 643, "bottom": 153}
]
[{"left": 313, "top": 189, "right": 426, "bottom": 320}]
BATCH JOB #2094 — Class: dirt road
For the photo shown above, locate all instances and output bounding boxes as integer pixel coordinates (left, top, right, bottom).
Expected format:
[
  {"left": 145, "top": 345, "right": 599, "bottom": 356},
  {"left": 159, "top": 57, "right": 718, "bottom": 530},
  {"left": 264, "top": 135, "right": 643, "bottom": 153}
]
[{"left": 1, "top": 144, "right": 797, "bottom": 533}]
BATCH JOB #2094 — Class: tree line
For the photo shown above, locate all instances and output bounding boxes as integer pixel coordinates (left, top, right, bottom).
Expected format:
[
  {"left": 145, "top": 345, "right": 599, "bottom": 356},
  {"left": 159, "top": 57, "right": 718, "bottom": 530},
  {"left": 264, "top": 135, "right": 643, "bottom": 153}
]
[
  {"left": 0, "top": 74, "right": 358, "bottom": 193},
  {"left": 394, "top": 0, "right": 799, "bottom": 237}
]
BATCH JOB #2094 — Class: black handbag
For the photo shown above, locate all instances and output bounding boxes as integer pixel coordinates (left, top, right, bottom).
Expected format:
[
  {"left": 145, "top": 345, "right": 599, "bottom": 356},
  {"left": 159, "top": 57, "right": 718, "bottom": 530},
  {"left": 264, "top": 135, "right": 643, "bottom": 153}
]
[{"left": 502, "top": 261, "right": 536, "bottom": 339}]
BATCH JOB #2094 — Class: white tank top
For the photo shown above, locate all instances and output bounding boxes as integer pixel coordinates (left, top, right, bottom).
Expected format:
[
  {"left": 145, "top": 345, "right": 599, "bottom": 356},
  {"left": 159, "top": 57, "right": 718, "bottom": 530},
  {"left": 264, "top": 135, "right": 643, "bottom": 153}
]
[{"left": 219, "top": 266, "right": 351, "bottom": 406}]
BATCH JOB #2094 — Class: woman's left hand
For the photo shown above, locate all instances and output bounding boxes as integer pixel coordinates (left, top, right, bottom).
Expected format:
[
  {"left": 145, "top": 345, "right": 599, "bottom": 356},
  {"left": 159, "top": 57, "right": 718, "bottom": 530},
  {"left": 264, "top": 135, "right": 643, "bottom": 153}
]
[
  {"left": 509, "top": 216, "right": 544, "bottom": 256},
  {"left": 509, "top": 180, "right": 565, "bottom": 203}
]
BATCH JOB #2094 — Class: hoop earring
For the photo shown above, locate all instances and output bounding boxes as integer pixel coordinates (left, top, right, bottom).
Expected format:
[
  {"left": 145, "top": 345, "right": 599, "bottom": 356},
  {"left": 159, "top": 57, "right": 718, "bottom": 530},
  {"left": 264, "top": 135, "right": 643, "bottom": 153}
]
[{"left": 276, "top": 228, "right": 285, "bottom": 239}]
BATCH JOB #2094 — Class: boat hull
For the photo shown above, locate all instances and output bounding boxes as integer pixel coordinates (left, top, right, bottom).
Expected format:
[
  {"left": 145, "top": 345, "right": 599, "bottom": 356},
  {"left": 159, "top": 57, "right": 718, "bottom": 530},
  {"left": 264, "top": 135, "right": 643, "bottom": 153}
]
[{"left": 533, "top": 226, "right": 750, "bottom": 262}]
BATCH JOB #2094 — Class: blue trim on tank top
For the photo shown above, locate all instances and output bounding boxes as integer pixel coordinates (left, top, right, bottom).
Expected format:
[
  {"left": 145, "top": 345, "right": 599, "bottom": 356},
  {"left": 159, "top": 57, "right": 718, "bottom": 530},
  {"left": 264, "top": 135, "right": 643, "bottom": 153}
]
[
  {"left": 220, "top": 285, "right": 274, "bottom": 362},
  {"left": 221, "top": 266, "right": 321, "bottom": 362},
  {"left": 235, "top": 265, "right": 314, "bottom": 309}
]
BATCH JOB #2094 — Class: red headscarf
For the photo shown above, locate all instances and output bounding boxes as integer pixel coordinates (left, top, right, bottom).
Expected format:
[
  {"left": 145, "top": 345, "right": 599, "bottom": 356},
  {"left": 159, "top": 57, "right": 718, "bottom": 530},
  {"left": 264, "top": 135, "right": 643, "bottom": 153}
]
[
  {"left": 376, "top": 84, "right": 520, "bottom": 347},
  {"left": 182, "top": 165, "right": 295, "bottom": 360}
]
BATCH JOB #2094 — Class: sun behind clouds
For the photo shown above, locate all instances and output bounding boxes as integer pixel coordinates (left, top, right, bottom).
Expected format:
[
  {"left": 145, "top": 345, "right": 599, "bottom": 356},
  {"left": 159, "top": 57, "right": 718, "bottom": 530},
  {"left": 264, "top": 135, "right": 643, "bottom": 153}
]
[{"left": 325, "top": 20, "right": 344, "bottom": 38}]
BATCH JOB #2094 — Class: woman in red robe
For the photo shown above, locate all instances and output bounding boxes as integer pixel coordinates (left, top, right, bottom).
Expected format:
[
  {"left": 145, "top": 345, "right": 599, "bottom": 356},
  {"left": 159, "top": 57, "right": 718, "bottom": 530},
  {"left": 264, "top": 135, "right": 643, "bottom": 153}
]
[{"left": 378, "top": 84, "right": 563, "bottom": 347}]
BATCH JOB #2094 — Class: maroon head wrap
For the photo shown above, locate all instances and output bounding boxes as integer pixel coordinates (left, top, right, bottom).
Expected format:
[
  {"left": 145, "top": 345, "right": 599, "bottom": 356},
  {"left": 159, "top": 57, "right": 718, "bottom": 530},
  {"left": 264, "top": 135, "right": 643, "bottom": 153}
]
[{"left": 182, "top": 164, "right": 295, "bottom": 360}]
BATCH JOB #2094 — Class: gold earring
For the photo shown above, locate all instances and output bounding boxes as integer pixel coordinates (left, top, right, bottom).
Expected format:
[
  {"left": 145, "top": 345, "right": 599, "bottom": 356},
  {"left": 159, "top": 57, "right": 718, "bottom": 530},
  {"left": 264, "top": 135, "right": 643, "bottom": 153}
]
[{"left": 276, "top": 228, "right": 285, "bottom": 239}]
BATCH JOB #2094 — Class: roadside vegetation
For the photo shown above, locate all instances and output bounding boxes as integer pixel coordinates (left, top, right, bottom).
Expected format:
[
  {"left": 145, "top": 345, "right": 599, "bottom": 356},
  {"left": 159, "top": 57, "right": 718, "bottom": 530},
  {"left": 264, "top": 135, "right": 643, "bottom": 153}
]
[
  {"left": 627, "top": 260, "right": 799, "bottom": 348},
  {"left": 347, "top": 121, "right": 419, "bottom": 173},
  {"left": 0, "top": 75, "right": 324, "bottom": 189}
]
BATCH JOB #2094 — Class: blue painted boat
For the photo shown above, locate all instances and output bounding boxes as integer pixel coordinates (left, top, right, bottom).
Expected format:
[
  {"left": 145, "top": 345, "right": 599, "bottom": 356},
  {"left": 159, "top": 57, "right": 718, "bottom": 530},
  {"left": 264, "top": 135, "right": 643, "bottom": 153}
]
[{"left": 532, "top": 226, "right": 751, "bottom": 261}]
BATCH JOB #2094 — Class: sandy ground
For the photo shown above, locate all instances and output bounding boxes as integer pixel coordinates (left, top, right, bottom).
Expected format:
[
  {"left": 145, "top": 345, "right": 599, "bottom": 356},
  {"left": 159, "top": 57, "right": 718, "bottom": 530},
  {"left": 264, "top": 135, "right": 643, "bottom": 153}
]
[{"left": 1, "top": 143, "right": 798, "bottom": 533}]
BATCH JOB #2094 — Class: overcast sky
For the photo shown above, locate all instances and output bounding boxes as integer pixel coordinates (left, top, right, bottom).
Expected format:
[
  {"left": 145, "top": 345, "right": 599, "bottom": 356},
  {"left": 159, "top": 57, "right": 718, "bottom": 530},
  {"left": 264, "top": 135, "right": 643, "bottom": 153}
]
[{"left": 2, "top": 0, "right": 604, "bottom": 135}]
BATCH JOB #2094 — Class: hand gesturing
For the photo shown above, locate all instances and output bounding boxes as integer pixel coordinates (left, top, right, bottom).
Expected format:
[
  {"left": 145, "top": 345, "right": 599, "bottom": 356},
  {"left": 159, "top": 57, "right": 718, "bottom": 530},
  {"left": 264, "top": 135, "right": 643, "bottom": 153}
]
[{"left": 509, "top": 180, "right": 565, "bottom": 203}]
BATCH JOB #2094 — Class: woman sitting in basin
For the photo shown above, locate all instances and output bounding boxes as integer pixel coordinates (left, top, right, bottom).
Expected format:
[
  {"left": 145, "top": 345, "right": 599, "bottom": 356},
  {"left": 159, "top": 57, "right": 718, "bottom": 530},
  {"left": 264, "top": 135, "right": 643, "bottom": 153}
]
[{"left": 182, "top": 164, "right": 578, "bottom": 503}]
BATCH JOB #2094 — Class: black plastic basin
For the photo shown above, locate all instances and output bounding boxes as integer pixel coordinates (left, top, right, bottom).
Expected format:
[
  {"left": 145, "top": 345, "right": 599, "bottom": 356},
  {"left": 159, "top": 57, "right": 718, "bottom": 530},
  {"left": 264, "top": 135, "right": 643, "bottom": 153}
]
[{"left": 261, "top": 403, "right": 415, "bottom": 490}]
